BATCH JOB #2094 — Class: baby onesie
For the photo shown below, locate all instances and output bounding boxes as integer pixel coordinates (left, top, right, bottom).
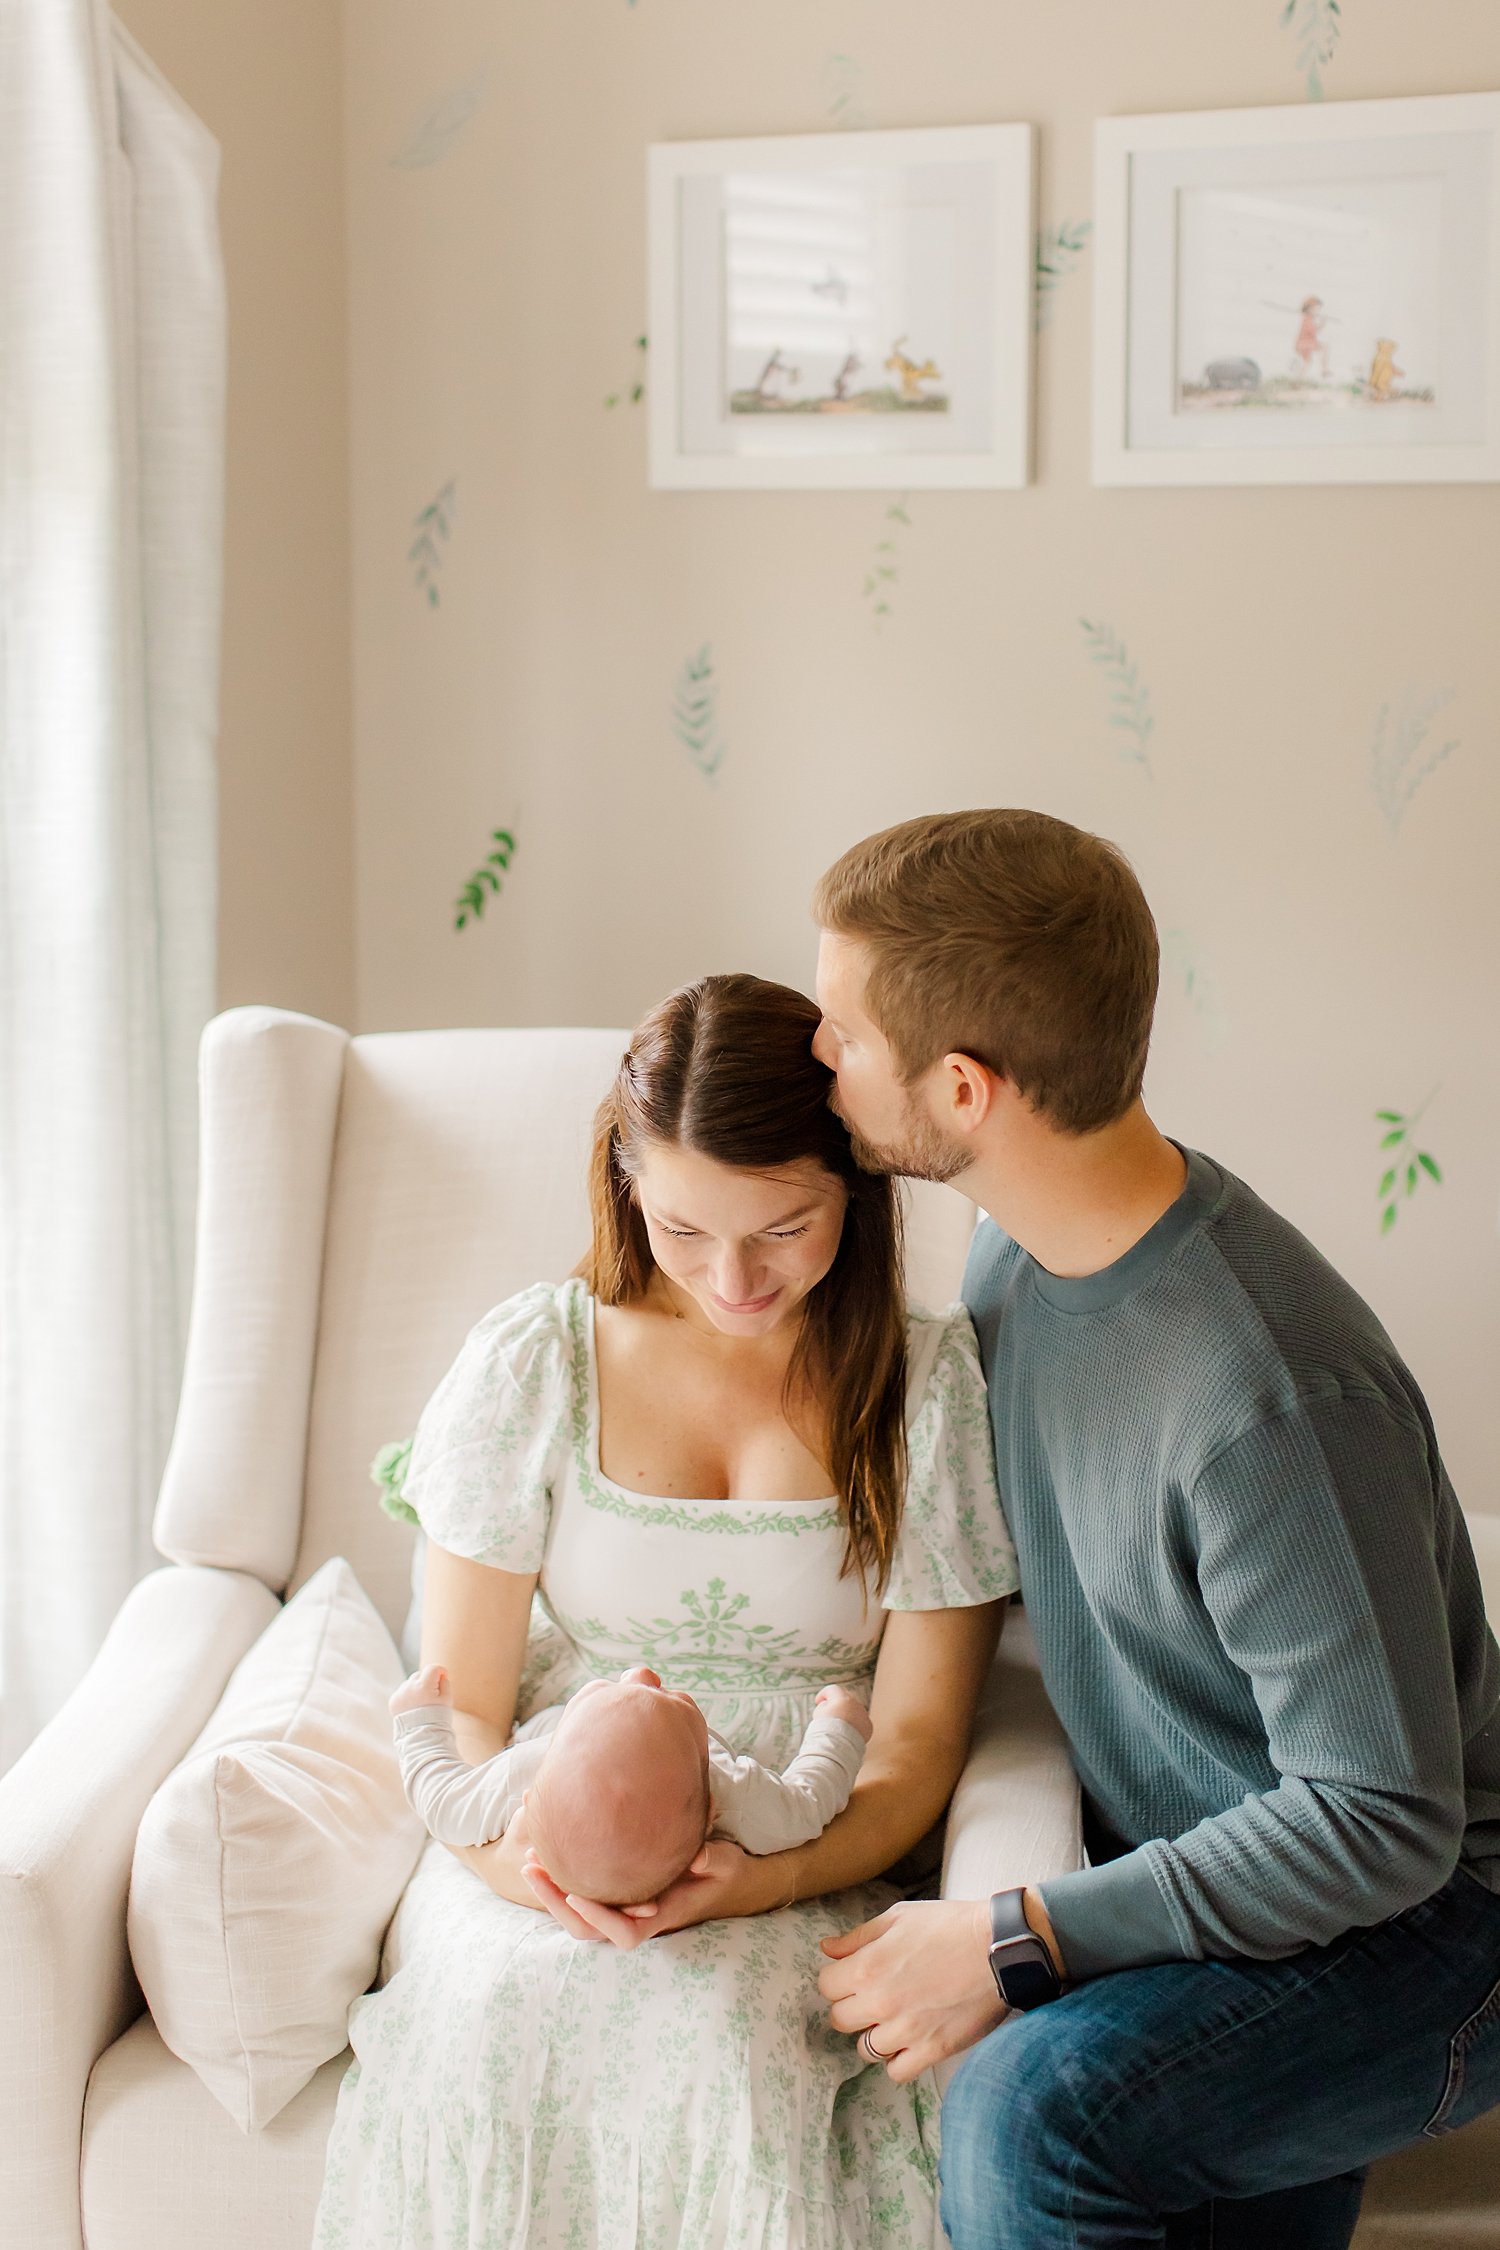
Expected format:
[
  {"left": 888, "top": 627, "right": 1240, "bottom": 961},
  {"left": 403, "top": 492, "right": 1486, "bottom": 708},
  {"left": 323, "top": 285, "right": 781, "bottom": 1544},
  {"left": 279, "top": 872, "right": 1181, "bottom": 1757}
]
[{"left": 392, "top": 1697, "right": 868, "bottom": 1853}]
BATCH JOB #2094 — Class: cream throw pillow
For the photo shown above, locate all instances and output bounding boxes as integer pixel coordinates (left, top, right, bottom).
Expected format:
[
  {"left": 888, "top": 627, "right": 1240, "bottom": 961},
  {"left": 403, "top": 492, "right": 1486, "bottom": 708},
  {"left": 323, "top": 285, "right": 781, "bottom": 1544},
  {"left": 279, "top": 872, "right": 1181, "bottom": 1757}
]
[{"left": 128, "top": 1556, "right": 425, "bottom": 2131}]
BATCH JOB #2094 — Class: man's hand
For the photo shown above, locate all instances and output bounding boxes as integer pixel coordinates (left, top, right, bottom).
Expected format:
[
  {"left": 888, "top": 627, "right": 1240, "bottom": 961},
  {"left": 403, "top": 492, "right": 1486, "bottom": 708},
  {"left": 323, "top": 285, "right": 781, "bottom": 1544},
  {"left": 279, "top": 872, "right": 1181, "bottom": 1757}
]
[{"left": 818, "top": 1897, "right": 1008, "bottom": 2083}]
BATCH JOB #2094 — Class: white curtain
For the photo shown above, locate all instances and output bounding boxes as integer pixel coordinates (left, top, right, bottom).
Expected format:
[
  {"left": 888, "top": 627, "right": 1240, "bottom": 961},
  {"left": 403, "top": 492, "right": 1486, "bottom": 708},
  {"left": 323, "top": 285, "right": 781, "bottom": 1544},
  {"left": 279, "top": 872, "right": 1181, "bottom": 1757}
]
[{"left": 0, "top": 4, "right": 224, "bottom": 1772}]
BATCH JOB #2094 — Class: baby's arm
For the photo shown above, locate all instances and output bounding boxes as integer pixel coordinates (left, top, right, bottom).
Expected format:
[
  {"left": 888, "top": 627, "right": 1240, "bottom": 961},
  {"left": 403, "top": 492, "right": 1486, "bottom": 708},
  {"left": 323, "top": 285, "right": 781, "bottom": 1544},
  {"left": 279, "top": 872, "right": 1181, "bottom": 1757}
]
[
  {"left": 710, "top": 1686, "right": 873, "bottom": 1855},
  {"left": 390, "top": 1668, "right": 554, "bottom": 1847},
  {"left": 391, "top": 1710, "right": 544, "bottom": 1846}
]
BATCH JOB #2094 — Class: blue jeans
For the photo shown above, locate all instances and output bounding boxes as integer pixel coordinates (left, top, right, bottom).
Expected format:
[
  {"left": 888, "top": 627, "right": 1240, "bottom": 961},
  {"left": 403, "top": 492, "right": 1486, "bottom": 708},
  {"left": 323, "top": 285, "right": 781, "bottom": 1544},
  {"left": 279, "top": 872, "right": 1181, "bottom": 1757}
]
[{"left": 939, "top": 1866, "right": 1500, "bottom": 2249}]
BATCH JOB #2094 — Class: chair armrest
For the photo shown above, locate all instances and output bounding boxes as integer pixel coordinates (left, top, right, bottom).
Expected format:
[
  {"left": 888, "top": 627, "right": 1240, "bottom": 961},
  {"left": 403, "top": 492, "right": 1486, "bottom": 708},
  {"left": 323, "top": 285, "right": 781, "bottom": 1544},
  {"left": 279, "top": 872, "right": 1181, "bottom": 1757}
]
[
  {"left": 154, "top": 1006, "right": 349, "bottom": 1588},
  {"left": 933, "top": 1608, "right": 1081, "bottom": 2096},
  {"left": 0, "top": 1564, "right": 280, "bottom": 2250},
  {"left": 941, "top": 1605, "right": 1082, "bottom": 1904}
]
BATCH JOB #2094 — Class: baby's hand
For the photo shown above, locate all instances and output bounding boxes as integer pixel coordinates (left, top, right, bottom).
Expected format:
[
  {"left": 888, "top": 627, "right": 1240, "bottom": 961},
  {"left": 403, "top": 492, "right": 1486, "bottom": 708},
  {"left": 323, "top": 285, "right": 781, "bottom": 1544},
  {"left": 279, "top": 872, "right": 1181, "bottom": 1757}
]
[
  {"left": 389, "top": 1663, "right": 450, "bottom": 1718},
  {"left": 816, "top": 1684, "right": 873, "bottom": 1742}
]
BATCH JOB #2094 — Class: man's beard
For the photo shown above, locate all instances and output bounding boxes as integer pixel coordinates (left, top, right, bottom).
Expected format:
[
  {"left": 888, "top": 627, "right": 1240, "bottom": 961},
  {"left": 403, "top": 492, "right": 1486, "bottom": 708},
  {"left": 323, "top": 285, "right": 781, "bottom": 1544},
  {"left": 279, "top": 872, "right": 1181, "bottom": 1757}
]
[{"left": 831, "top": 1087, "right": 970, "bottom": 1186}]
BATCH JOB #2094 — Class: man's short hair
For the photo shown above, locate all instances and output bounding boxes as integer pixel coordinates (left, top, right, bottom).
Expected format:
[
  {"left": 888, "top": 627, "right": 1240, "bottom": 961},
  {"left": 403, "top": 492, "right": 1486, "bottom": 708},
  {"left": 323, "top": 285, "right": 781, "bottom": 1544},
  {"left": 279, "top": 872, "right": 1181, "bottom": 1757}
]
[{"left": 813, "top": 809, "right": 1159, "bottom": 1135}]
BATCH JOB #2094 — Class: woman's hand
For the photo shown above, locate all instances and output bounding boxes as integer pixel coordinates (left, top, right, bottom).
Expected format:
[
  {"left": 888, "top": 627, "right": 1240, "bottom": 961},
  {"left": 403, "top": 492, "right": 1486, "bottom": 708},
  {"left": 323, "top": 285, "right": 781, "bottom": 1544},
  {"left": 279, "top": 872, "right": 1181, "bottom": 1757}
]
[
  {"left": 521, "top": 1854, "right": 648, "bottom": 1945},
  {"left": 523, "top": 1839, "right": 781, "bottom": 1950},
  {"left": 449, "top": 1805, "right": 549, "bottom": 1909},
  {"left": 638, "top": 1840, "right": 775, "bottom": 1935}
]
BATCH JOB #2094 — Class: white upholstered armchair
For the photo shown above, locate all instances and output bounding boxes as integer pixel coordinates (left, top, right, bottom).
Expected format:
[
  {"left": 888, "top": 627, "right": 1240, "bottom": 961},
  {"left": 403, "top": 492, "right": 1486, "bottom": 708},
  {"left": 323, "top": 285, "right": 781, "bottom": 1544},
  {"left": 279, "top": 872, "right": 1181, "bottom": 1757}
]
[{"left": 1, "top": 1005, "right": 1494, "bottom": 2249}]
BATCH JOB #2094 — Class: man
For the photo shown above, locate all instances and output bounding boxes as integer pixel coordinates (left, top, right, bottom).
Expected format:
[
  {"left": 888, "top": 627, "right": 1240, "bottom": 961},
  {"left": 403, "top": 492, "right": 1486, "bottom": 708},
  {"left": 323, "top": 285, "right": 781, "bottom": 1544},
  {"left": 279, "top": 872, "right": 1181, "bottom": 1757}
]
[{"left": 810, "top": 809, "right": 1500, "bottom": 2250}]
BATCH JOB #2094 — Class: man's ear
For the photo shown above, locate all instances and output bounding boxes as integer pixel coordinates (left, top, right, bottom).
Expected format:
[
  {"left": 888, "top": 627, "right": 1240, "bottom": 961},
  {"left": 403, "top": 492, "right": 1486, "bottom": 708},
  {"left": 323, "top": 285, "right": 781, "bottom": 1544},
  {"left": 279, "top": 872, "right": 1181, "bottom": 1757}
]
[{"left": 940, "top": 1053, "right": 1001, "bottom": 1137}]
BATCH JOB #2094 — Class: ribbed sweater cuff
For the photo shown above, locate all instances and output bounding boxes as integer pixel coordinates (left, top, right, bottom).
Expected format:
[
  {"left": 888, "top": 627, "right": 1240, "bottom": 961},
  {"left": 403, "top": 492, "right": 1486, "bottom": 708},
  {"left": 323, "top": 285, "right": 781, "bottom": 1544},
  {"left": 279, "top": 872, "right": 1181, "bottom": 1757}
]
[{"left": 1039, "top": 1849, "right": 1196, "bottom": 1979}]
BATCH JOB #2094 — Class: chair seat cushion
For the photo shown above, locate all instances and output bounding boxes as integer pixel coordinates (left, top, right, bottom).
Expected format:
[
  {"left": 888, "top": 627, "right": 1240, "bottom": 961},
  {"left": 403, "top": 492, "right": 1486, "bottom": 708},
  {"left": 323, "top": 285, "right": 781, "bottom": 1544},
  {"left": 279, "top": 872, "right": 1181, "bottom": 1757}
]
[
  {"left": 82, "top": 2013, "right": 1500, "bottom": 2250},
  {"left": 81, "top": 2013, "right": 344, "bottom": 2250},
  {"left": 127, "top": 1556, "right": 424, "bottom": 2131}
]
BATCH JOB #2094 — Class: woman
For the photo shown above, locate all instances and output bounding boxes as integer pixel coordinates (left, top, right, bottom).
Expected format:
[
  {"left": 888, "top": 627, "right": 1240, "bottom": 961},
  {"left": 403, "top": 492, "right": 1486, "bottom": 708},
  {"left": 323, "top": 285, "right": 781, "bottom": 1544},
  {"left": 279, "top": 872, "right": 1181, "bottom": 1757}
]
[{"left": 314, "top": 974, "right": 1017, "bottom": 2250}]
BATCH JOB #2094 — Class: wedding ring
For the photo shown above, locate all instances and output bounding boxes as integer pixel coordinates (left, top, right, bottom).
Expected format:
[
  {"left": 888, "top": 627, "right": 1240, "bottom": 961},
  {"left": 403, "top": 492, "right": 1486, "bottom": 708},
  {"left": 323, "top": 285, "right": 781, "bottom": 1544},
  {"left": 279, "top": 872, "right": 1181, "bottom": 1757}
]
[{"left": 860, "top": 2028, "right": 892, "bottom": 2064}]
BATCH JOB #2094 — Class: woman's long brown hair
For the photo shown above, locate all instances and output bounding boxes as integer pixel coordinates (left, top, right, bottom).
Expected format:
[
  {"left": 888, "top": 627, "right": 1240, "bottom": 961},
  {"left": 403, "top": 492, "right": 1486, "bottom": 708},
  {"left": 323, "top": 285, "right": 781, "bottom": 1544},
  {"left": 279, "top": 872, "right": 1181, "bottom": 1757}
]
[{"left": 578, "top": 974, "right": 908, "bottom": 1592}]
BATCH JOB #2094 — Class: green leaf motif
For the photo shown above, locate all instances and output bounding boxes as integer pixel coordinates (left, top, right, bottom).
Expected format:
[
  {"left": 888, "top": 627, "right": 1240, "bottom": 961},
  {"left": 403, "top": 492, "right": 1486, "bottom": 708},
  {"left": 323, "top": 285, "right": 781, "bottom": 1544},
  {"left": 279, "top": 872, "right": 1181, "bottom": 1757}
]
[
  {"left": 1373, "top": 1094, "right": 1443, "bottom": 1234},
  {"left": 671, "top": 645, "right": 726, "bottom": 780},
  {"left": 1370, "top": 685, "right": 1459, "bottom": 837},
  {"left": 1035, "top": 219, "right": 1093, "bottom": 331},
  {"left": 390, "top": 75, "right": 487, "bottom": 169},
  {"left": 409, "top": 478, "right": 456, "bottom": 607},
  {"left": 370, "top": 1437, "right": 419, "bottom": 1526},
  {"left": 863, "top": 493, "right": 913, "bottom": 631},
  {"left": 1160, "top": 928, "right": 1228, "bottom": 1053},
  {"left": 1279, "top": 0, "right": 1340, "bottom": 99},
  {"left": 454, "top": 825, "right": 517, "bottom": 932},
  {"left": 819, "top": 50, "right": 868, "bottom": 130},
  {"left": 604, "top": 333, "right": 649, "bottom": 410},
  {"left": 1080, "top": 618, "right": 1154, "bottom": 775}
]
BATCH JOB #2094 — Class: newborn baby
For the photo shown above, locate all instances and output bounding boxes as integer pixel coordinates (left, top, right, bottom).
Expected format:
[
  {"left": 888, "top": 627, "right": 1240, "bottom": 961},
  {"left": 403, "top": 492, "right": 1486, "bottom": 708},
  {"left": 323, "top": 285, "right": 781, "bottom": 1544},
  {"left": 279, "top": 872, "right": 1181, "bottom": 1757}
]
[{"left": 390, "top": 1661, "right": 873, "bottom": 1906}]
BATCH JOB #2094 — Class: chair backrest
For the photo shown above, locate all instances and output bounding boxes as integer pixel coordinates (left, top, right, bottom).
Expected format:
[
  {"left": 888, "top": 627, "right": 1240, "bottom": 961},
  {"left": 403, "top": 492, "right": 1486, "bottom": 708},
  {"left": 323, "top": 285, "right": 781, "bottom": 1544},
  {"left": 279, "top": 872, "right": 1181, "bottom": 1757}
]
[
  {"left": 156, "top": 1012, "right": 978, "bottom": 1644},
  {"left": 292, "top": 1027, "right": 626, "bottom": 1631}
]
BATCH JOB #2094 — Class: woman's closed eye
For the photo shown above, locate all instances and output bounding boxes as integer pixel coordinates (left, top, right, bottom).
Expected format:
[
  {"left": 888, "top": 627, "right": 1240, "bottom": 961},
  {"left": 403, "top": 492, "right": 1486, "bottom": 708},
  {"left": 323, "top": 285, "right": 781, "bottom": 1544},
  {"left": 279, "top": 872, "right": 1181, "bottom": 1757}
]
[{"left": 659, "top": 1224, "right": 809, "bottom": 1241}]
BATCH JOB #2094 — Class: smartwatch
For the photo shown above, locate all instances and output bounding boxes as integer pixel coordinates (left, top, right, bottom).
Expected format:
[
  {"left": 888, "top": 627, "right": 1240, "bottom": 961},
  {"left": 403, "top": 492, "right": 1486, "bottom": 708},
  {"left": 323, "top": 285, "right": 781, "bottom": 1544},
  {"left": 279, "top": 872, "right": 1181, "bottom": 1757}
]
[{"left": 987, "top": 1888, "right": 1064, "bottom": 2011}]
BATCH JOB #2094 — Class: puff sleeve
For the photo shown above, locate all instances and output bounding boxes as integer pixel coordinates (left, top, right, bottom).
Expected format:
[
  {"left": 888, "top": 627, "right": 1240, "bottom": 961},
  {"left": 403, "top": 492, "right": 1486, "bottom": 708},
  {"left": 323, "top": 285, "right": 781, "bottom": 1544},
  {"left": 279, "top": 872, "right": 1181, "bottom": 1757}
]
[
  {"left": 394, "top": 1280, "right": 574, "bottom": 1572},
  {"left": 884, "top": 1306, "right": 1020, "bottom": 1611}
]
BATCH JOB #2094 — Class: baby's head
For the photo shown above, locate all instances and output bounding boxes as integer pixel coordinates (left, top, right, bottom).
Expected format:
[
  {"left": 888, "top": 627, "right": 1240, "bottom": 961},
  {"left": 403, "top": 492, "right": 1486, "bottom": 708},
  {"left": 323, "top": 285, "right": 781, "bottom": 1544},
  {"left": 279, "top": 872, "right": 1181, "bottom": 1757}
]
[{"left": 526, "top": 1669, "right": 711, "bottom": 1906}]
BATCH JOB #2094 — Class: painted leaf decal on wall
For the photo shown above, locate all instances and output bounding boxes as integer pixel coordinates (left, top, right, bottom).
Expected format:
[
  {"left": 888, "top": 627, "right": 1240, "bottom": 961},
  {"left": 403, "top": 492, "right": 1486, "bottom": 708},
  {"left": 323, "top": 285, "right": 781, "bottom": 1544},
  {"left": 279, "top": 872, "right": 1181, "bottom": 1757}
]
[
  {"left": 1370, "top": 686, "right": 1459, "bottom": 835},
  {"left": 605, "top": 335, "right": 648, "bottom": 410},
  {"left": 1374, "top": 1094, "right": 1442, "bottom": 1234},
  {"left": 1035, "top": 220, "right": 1092, "bottom": 331},
  {"left": 454, "top": 826, "right": 517, "bottom": 931},
  {"left": 672, "top": 646, "right": 725, "bottom": 781},
  {"left": 863, "top": 496, "right": 912, "bottom": 630},
  {"left": 1162, "top": 929, "right": 1228, "bottom": 1052},
  {"left": 391, "top": 75, "right": 488, "bottom": 169},
  {"left": 1279, "top": 0, "right": 1341, "bottom": 100},
  {"left": 1080, "top": 618, "right": 1154, "bottom": 775},
  {"left": 819, "top": 52, "right": 868, "bottom": 130},
  {"left": 409, "top": 479, "right": 456, "bottom": 608}
]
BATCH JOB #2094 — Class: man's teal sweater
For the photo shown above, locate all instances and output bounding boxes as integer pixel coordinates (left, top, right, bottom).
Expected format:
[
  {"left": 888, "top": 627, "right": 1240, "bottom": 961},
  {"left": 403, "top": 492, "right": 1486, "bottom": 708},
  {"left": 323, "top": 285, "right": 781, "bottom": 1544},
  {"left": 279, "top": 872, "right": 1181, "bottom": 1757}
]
[{"left": 963, "top": 1147, "right": 1500, "bottom": 1980}]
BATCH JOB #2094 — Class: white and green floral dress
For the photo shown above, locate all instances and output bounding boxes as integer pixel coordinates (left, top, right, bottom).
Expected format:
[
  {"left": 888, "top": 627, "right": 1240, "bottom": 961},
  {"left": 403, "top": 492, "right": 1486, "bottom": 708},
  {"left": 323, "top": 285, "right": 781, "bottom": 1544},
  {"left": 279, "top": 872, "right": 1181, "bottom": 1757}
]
[{"left": 313, "top": 1278, "right": 1017, "bottom": 2250}]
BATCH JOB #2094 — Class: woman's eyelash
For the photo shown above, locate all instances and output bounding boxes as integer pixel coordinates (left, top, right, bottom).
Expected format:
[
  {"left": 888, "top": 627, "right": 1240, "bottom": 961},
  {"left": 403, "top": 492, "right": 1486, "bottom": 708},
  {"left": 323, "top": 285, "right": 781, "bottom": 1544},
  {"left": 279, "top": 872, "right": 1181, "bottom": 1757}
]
[{"left": 657, "top": 1224, "right": 809, "bottom": 1241}]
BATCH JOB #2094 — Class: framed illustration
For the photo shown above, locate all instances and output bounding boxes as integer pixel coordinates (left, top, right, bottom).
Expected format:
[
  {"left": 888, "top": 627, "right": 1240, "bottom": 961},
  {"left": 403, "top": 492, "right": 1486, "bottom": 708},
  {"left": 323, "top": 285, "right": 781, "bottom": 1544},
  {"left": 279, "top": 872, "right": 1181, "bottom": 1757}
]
[
  {"left": 1093, "top": 93, "right": 1500, "bottom": 485},
  {"left": 647, "top": 124, "right": 1035, "bottom": 490}
]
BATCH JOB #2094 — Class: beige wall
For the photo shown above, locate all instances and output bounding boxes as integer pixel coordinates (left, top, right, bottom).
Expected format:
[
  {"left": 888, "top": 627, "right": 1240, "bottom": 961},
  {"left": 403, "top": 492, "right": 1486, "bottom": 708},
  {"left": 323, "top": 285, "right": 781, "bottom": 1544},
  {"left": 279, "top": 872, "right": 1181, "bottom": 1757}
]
[
  {"left": 341, "top": 3, "right": 1500, "bottom": 1507},
  {"left": 115, "top": 0, "right": 355, "bottom": 1027}
]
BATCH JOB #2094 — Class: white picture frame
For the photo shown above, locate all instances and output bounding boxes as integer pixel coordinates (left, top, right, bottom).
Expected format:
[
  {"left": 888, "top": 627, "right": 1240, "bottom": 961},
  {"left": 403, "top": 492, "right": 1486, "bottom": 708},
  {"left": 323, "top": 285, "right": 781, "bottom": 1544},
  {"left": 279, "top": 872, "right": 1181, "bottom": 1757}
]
[
  {"left": 1093, "top": 93, "right": 1500, "bottom": 486},
  {"left": 648, "top": 124, "right": 1035, "bottom": 491}
]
